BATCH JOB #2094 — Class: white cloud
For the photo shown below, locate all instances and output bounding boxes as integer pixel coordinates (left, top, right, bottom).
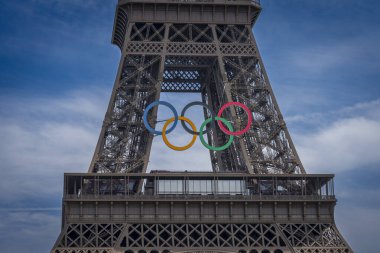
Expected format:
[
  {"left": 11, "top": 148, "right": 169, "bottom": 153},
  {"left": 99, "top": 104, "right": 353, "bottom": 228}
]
[
  {"left": 0, "top": 210, "right": 61, "bottom": 253},
  {"left": 286, "top": 99, "right": 380, "bottom": 127},
  {"left": 292, "top": 99, "right": 380, "bottom": 173},
  {"left": 0, "top": 89, "right": 108, "bottom": 199}
]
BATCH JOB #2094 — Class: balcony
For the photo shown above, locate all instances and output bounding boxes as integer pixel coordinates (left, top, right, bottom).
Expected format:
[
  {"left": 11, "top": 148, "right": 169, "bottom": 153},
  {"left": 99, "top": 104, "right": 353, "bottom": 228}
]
[{"left": 64, "top": 172, "right": 335, "bottom": 202}]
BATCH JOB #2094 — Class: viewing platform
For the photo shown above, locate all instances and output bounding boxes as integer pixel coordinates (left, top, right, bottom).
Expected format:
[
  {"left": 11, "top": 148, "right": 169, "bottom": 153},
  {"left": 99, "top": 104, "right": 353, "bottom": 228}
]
[
  {"left": 61, "top": 172, "right": 336, "bottom": 225},
  {"left": 118, "top": 0, "right": 260, "bottom": 7},
  {"left": 64, "top": 172, "right": 335, "bottom": 200}
]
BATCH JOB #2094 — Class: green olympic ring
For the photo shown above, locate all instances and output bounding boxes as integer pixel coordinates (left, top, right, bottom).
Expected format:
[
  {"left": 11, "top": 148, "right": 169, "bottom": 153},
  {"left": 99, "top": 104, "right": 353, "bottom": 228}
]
[{"left": 199, "top": 117, "right": 234, "bottom": 151}]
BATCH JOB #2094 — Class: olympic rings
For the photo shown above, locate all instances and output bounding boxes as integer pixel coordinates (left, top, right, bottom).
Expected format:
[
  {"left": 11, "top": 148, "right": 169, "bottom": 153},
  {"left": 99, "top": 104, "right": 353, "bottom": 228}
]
[
  {"left": 143, "top": 100, "right": 178, "bottom": 135},
  {"left": 199, "top": 117, "right": 234, "bottom": 151},
  {"left": 180, "top": 101, "right": 216, "bottom": 136},
  {"left": 143, "top": 100, "right": 253, "bottom": 151},
  {"left": 162, "top": 116, "right": 197, "bottom": 151},
  {"left": 217, "top": 102, "right": 253, "bottom": 136}
]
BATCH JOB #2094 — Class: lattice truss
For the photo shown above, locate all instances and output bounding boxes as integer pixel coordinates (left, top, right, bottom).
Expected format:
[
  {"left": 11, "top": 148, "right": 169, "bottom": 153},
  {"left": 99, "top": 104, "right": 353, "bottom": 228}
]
[
  {"left": 279, "top": 224, "right": 352, "bottom": 253},
  {"left": 215, "top": 25, "right": 252, "bottom": 43},
  {"left": 126, "top": 24, "right": 255, "bottom": 56},
  {"left": 54, "top": 223, "right": 288, "bottom": 250},
  {"left": 54, "top": 223, "right": 352, "bottom": 252},
  {"left": 91, "top": 22, "right": 304, "bottom": 175},
  {"left": 222, "top": 55, "right": 304, "bottom": 174},
  {"left": 202, "top": 62, "right": 246, "bottom": 173},
  {"left": 54, "top": 2, "right": 352, "bottom": 252},
  {"left": 130, "top": 23, "right": 165, "bottom": 42},
  {"left": 53, "top": 249, "right": 112, "bottom": 253},
  {"left": 91, "top": 54, "right": 160, "bottom": 173},
  {"left": 167, "top": 24, "right": 217, "bottom": 55},
  {"left": 55, "top": 224, "right": 123, "bottom": 248},
  {"left": 169, "top": 24, "right": 213, "bottom": 42},
  {"left": 162, "top": 56, "right": 215, "bottom": 92}
]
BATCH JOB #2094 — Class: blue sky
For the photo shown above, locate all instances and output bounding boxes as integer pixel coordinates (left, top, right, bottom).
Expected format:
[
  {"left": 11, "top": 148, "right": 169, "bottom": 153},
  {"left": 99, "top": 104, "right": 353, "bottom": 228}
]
[{"left": 0, "top": 0, "right": 379, "bottom": 252}]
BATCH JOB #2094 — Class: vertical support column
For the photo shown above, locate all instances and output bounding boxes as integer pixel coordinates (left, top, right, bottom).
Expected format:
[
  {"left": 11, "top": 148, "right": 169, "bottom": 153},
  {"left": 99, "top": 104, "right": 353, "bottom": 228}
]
[
  {"left": 185, "top": 201, "right": 188, "bottom": 220},
  {"left": 210, "top": 24, "right": 254, "bottom": 174},
  {"left": 125, "top": 201, "right": 129, "bottom": 220},
  {"left": 203, "top": 78, "right": 225, "bottom": 172},
  {"left": 248, "top": 29, "right": 305, "bottom": 174},
  {"left": 88, "top": 22, "right": 135, "bottom": 172},
  {"left": 155, "top": 201, "right": 159, "bottom": 219},
  {"left": 139, "top": 22, "right": 171, "bottom": 175}
]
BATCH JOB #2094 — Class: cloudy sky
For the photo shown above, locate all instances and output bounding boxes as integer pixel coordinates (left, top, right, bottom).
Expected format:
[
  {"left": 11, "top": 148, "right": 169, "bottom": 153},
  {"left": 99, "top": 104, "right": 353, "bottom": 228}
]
[{"left": 0, "top": 0, "right": 379, "bottom": 252}]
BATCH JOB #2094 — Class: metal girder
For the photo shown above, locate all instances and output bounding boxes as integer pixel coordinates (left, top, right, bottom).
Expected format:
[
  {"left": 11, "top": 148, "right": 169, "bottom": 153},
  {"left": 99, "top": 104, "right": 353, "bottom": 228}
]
[
  {"left": 90, "top": 21, "right": 305, "bottom": 175},
  {"left": 53, "top": 223, "right": 351, "bottom": 253},
  {"left": 52, "top": 1, "right": 353, "bottom": 253}
]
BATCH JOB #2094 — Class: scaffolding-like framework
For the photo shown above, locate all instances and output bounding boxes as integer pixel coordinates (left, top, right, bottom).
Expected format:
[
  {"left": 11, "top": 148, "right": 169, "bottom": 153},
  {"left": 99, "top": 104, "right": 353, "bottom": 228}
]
[{"left": 52, "top": 0, "right": 353, "bottom": 252}]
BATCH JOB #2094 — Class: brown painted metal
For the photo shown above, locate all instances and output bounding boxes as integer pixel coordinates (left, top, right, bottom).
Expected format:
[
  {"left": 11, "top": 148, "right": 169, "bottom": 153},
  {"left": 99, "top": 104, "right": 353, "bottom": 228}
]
[{"left": 51, "top": 0, "right": 353, "bottom": 252}]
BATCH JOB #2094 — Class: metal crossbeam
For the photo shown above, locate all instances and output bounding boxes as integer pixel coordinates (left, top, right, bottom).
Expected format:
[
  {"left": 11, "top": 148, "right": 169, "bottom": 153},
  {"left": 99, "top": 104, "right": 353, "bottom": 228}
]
[{"left": 51, "top": 1, "right": 353, "bottom": 252}]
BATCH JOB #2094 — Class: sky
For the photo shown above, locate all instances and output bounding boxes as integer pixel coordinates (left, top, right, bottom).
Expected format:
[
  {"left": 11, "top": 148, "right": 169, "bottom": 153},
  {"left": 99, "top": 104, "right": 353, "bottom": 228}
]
[{"left": 0, "top": 0, "right": 379, "bottom": 252}]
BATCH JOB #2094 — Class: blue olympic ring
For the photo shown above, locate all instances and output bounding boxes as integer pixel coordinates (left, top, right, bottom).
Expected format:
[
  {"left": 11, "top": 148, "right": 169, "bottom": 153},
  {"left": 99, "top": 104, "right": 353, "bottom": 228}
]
[{"left": 143, "top": 100, "right": 178, "bottom": 135}]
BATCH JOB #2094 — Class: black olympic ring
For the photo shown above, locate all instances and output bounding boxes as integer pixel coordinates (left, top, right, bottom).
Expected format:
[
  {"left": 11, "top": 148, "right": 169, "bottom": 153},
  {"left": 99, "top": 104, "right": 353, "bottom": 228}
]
[{"left": 180, "top": 101, "right": 216, "bottom": 136}]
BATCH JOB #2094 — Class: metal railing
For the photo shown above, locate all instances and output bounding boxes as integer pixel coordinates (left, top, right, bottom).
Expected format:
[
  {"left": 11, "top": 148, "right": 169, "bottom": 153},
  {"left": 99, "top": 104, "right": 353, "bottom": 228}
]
[
  {"left": 64, "top": 173, "right": 335, "bottom": 200},
  {"left": 65, "top": 193, "right": 335, "bottom": 201},
  {"left": 123, "top": 0, "right": 261, "bottom": 6}
]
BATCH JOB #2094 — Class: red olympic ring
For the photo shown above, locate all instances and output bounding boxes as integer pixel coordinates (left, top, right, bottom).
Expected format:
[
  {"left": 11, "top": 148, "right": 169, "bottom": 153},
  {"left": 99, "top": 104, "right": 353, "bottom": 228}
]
[{"left": 217, "top": 102, "right": 253, "bottom": 136}]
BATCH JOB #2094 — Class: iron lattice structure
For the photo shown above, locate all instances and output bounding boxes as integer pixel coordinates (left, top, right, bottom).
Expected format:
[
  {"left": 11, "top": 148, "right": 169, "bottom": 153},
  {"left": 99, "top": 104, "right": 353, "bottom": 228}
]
[
  {"left": 52, "top": 1, "right": 353, "bottom": 253},
  {"left": 54, "top": 223, "right": 348, "bottom": 251}
]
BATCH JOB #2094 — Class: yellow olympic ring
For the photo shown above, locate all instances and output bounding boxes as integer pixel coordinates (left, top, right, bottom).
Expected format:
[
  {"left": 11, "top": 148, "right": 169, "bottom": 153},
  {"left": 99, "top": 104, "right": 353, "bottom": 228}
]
[{"left": 162, "top": 116, "right": 197, "bottom": 151}]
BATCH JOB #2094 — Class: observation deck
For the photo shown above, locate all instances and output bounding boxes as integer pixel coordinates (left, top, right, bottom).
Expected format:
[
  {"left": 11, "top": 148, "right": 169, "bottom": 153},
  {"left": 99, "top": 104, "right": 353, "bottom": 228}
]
[
  {"left": 62, "top": 172, "right": 336, "bottom": 225},
  {"left": 118, "top": 0, "right": 260, "bottom": 7}
]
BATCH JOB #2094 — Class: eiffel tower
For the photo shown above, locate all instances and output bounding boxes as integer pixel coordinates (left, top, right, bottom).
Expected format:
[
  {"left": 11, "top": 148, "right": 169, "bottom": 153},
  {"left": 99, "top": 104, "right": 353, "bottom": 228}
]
[{"left": 51, "top": 0, "right": 353, "bottom": 253}]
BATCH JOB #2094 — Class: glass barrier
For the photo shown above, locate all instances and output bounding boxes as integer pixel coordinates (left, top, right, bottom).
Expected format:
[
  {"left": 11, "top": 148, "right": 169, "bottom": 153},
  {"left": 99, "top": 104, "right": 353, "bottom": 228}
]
[{"left": 64, "top": 173, "right": 334, "bottom": 199}]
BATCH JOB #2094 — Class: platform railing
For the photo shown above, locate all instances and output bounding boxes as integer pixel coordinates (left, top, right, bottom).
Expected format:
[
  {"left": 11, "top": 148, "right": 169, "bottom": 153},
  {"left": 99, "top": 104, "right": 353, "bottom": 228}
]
[
  {"left": 65, "top": 193, "right": 335, "bottom": 201},
  {"left": 121, "top": 0, "right": 261, "bottom": 6},
  {"left": 63, "top": 172, "right": 335, "bottom": 200}
]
